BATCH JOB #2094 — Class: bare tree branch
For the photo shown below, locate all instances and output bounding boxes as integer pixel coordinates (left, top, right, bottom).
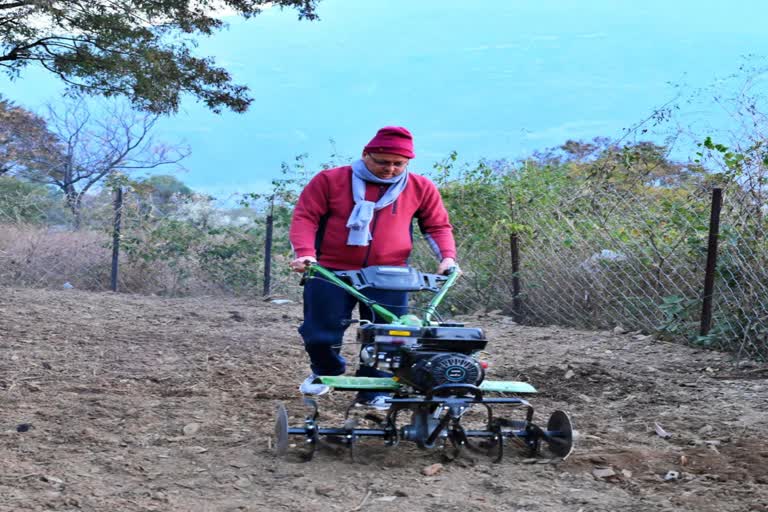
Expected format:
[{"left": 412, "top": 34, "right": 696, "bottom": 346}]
[{"left": 12, "top": 98, "right": 190, "bottom": 228}]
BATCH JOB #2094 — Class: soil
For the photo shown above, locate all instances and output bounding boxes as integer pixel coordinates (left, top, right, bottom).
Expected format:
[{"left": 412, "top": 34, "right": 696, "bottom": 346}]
[{"left": 1, "top": 287, "right": 767, "bottom": 512}]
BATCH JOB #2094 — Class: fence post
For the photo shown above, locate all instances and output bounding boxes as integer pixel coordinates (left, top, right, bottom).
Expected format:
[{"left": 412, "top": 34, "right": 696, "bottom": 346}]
[
  {"left": 263, "top": 196, "right": 274, "bottom": 296},
  {"left": 110, "top": 186, "right": 123, "bottom": 292},
  {"left": 700, "top": 188, "right": 723, "bottom": 336},
  {"left": 510, "top": 232, "right": 522, "bottom": 323}
]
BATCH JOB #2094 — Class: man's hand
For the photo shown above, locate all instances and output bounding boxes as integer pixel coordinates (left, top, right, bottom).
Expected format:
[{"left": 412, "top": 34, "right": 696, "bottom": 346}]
[
  {"left": 437, "top": 257, "right": 458, "bottom": 275},
  {"left": 290, "top": 256, "right": 317, "bottom": 272}
]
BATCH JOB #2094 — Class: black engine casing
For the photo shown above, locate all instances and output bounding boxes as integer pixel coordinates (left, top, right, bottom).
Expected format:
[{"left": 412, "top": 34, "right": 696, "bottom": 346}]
[
  {"left": 408, "top": 352, "right": 485, "bottom": 390},
  {"left": 357, "top": 323, "right": 487, "bottom": 393}
]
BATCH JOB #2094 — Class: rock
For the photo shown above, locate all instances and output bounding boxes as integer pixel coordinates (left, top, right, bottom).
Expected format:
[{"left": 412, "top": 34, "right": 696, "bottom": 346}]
[
  {"left": 664, "top": 470, "right": 680, "bottom": 481},
  {"left": 315, "top": 485, "right": 335, "bottom": 497},
  {"left": 228, "top": 311, "right": 245, "bottom": 322},
  {"left": 613, "top": 325, "right": 627, "bottom": 335},
  {"left": 62, "top": 282, "right": 74, "bottom": 289},
  {"left": 182, "top": 423, "right": 201, "bottom": 436},
  {"left": 654, "top": 422, "right": 672, "bottom": 439},
  {"left": 564, "top": 369, "right": 575, "bottom": 380},
  {"left": 592, "top": 467, "right": 616, "bottom": 479},
  {"left": 41, "top": 475, "right": 65, "bottom": 488},
  {"left": 421, "top": 463, "right": 444, "bottom": 476}
]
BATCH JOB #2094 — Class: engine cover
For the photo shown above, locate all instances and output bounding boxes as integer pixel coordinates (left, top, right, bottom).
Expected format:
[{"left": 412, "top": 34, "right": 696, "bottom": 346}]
[{"left": 408, "top": 353, "right": 484, "bottom": 391}]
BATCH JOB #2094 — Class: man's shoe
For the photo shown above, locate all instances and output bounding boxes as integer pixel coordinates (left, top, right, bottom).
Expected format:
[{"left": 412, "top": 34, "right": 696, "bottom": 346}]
[
  {"left": 356, "top": 395, "right": 391, "bottom": 411},
  {"left": 299, "top": 374, "right": 330, "bottom": 396}
]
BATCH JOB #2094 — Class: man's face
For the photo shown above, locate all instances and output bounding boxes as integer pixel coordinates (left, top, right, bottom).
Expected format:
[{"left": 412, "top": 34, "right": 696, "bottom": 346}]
[{"left": 363, "top": 152, "right": 410, "bottom": 179}]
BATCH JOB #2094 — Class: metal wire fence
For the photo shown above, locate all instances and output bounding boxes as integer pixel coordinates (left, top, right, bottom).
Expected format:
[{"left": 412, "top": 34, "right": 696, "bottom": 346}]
[
  {"left": 409, "top": 181, "right": 767, "bottom": 359},
  {"left": 1, "top": 179, "right": 766, "bottom": 358}
]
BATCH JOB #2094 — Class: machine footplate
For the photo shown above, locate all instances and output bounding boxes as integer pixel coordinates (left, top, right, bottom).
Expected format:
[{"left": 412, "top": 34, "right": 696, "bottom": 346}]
[
  {"left": 317, "top": 376, "right": 402, "bottom": 391},
  {"left": 479, "top": 380, "right": 537, "bottom": 393}
]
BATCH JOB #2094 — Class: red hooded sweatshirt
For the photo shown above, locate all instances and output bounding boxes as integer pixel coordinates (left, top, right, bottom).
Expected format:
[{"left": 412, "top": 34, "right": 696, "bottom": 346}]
[{"left": 289, "top": 166, "right": 456, "bottom": 270}]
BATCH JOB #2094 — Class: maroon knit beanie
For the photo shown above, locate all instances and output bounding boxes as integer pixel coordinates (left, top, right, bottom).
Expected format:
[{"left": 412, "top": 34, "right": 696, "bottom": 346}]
[{"left": 364, "top": 126, "right": 415, "bottom": 159}]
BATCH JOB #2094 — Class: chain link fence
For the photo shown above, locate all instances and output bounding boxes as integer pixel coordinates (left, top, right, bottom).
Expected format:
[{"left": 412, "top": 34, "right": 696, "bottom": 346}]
[
  {"left": 1, "top": 175, "right": 766, "bottom": 359},
  {"left": 410, "top": 179, "right": 766, "bottom": 359}
]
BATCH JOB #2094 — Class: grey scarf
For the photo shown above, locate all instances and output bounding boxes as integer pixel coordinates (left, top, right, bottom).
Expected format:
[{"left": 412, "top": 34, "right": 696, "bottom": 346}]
[{"left": 346, "top": 159, "right": 409, "bottom": 246}]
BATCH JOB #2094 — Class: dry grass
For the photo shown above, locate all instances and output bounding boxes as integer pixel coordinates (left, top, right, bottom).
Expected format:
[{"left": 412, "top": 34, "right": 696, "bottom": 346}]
[
  {"left": 0, "top": 224, "right": 202, "bottom": 295},
  {"left": 0, "top": 224, "right": 111, "bottom": 290}
]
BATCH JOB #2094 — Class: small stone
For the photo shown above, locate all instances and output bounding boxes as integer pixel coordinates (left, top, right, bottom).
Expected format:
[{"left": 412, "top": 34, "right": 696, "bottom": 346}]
[
  {"left": 654, "top": 422, "right": 672, "bottom": 439},
  {"left": 182, "top": 423, "right": 200, "bottom": 436},
  {"left": 664, "top": 470, "right": 680, "bottom": 481},
  {"left": 228, "top": 311, "right": 245, "bottom": 322},
  {"left": 41, "top": 475, "right": 64, "bottom": 486},
  {"left": 612, "top": 325, "right": 627, "bottom": 334},
  {"left": 564, "top": 369, "right": 575, "bottom": 380},
  {"left": 315, "top": 485, "right": 335, "bottom": 497},
  {"left": 421, "top": 463, "right": 444, "bottom": 476},
  {"left": 592, "top": 467, "right": 616, "bottom": 479}
]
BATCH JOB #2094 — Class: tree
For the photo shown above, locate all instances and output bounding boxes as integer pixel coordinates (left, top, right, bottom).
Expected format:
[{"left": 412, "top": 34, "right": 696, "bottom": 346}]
[
  {"left": 0, "top": 96, "right": 62, "bottom": 176},
  {"left": 120, "top": 174, "right": 195, "bottom": 218},
  {"left": 25, "top": 99, "right": 189, "bottom": 228},
  {"left": 0, "top": 1, "right": 320, "bottom": 114},
  {"left": 0, "top": 176, "right": 61, "bottom": 223}
]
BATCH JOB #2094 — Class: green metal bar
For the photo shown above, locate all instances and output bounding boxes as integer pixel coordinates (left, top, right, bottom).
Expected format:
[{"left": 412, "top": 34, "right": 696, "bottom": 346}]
[
  {"left": 479, "top": 380, "right": 537, "bottom": 394},
  {"left": 317, "top": 376, "right": 402, "bottom": 390},
  {"left": 423, "top": 267, "right": 460, "bottom": 324},
  {"left": 306, "top": 264, "right": 400, "bottom": 324}
]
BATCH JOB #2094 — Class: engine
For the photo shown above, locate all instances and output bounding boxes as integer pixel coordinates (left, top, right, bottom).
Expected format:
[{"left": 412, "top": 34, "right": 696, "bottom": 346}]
[
  {"left": 408, "top": 353, "right": 484, "bottom": 390},
  {"left": 357, "top": 323, "right": 487, "bottom": 393}
]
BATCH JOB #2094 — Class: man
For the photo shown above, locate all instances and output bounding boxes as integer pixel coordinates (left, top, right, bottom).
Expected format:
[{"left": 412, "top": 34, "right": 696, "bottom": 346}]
[{"left": 288, "top": 126, "right": 457, "bottom": 409}]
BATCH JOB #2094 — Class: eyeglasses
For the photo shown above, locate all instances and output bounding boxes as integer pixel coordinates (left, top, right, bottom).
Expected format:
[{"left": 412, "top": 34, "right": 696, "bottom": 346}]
[{"left": 366, "top": 154, "right": 409, "bottom": 169}]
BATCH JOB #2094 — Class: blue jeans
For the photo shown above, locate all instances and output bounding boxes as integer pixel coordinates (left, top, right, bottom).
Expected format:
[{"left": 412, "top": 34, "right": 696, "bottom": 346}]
[{"left": 299, "top": 273, "right": 408, "bottom": 401}]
